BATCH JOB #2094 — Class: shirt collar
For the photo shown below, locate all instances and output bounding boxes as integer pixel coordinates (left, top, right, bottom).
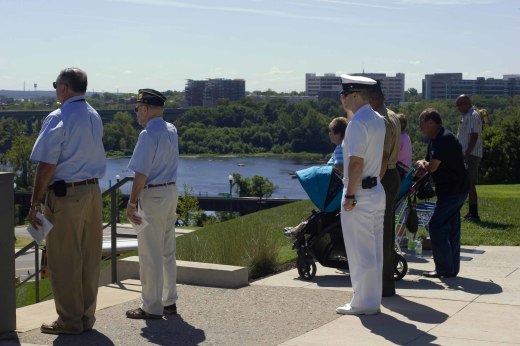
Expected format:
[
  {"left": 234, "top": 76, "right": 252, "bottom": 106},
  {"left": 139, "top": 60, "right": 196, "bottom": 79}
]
[
  {"left": 464, "top": 106, "right": 475, "bottom": 116},
  {"left": 62, "top": 95, "right": 85, "bottom": 106},
  {"left": 146, "top": 116, "right": 164, "bottom": 128}
]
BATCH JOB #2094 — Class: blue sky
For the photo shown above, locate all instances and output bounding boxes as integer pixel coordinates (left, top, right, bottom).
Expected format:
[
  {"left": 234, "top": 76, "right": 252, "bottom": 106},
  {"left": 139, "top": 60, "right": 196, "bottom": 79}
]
[{"left": 1, "top": 0, "right": 518, "bottom": 93}]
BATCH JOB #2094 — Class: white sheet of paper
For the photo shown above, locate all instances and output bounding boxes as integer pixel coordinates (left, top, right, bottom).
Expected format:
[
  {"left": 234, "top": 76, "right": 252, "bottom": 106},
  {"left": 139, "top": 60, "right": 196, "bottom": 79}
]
[
  {"left": 26, "top": 212, "right": 53, "bottom": 245},
  {"left": 130, "top": 208, "right": 149, "bottom": 235}
]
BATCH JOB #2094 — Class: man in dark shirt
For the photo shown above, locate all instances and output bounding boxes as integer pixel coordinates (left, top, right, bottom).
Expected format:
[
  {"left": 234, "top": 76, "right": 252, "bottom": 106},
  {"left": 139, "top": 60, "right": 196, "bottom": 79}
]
[{"left": 416, "top": 108, "right": 468, "bottom": 278}]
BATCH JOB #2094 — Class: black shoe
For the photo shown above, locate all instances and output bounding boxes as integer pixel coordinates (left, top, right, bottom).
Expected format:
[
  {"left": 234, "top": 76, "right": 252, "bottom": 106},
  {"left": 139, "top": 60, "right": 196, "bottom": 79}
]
[
  {"left": 382, "top": 286, "right": 395, "bottom": 297},
  {"left": 163, "top": 304, "right": 177, "bottom": 315},
  {"left": 464, "top": 214, "right": 481, "bottom": 222},
  {"left": 422, "top": 271, "right": 456, "bottom": 278},
  {"left": 126, "top": 307, "right": 162, "bottom": 320}
]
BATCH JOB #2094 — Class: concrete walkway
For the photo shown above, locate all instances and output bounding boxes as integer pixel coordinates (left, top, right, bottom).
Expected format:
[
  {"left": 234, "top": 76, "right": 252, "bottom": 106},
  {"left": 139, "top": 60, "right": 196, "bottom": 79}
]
[
  {"left": 262, "top": 246, "right": 520, "bottom": 345},
  {"left": 6, "top": 245, "right": 520, "bottom": 345}
]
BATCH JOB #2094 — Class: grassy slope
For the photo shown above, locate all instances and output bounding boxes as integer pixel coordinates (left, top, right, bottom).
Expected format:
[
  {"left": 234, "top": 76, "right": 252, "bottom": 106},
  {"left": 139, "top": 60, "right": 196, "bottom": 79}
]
[
  {"left": 459, "top": 185, "right": 520, "bottom": 245},
  {"left": 177, "top": 184, "right": 520, "bottom": 271}
]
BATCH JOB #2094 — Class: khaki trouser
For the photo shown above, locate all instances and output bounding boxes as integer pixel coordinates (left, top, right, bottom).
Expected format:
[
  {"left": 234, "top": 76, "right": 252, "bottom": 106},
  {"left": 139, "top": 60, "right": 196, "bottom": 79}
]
[
  {"left": 137, "top": 184, "right": 178, "bottom": 315},
  {"left": 44, "top": 184, "right": 103, "bottom": 333}
]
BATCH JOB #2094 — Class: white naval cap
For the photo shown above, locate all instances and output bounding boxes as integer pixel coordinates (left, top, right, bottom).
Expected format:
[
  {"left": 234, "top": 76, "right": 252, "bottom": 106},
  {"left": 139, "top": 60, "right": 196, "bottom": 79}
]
[{"left": 340, "top": 74, "right": 378, "bottom": 93}]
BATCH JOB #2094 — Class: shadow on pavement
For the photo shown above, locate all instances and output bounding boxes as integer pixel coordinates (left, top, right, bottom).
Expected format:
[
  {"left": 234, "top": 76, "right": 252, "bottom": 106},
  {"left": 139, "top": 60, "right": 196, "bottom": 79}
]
[
  {"left": 360, "top": 312, "right": 440, "bottom": 346},
  {"left": 382, "top": 295, "right": 449, "bottom": 324},
  {"left": 140, "top": 315, "right": 205, "bottom": 345},
  {"left": 442, "top": 276, "right": 502, "bottom": 295},
  {"left": 396, "top": 275, "right": 502, "bottom": 295},
  {"left": 54, "top": 330, "right": 115, "bottom": 346}
]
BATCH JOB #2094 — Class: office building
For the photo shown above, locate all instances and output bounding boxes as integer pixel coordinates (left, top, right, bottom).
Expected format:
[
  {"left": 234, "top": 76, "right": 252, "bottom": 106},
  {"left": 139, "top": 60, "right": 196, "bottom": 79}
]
[
  {"left": 422, "top": 73, "right": 520, "bottom": 100},
  {"left": 184, "top": 80, "right": 207, "bottom": 107},
  {"left": 305, "top": 73, "right": 342, "bottom": 100},
  {"left": 352, "top": 73, "right": 405, "bottom": 104},
  {"left": 184, "top": 78, "right": 246, "bottom": 107},
  {"left": 305, "top": 72, "right": 405, "bottom": 104}
]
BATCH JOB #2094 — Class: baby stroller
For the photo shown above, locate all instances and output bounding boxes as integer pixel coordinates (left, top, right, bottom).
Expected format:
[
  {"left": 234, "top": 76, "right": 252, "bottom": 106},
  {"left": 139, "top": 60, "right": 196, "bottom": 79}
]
[{"left": 284, "top": 165, "right": 408, "bottom": 281}]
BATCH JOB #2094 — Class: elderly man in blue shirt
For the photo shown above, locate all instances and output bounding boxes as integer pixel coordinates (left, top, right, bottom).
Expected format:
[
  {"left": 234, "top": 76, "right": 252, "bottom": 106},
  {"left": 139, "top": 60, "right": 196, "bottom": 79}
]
[
  {"left": 28, "top": 67, "right": 106, "bottom": 335},
  {"left": 125, "top": 89, "right": 180, "bottom": 319}
]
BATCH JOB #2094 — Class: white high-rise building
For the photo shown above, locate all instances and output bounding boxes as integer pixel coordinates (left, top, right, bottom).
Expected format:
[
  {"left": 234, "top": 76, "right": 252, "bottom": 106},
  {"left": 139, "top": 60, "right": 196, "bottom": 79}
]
[
  {"left": 352, "top": 73, "right": 405, "bottom": 104},
  {"left": 305, "top": 72, "right": 405, "bottom": 104}
]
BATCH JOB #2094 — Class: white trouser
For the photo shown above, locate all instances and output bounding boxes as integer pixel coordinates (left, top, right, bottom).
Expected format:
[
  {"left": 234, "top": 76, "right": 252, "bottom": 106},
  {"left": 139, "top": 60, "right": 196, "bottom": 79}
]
[
  {"left": 137, "top": 184, "right": 178, "bottom": 315},
  {"left": 340, "top": 184, "right": 385, "bottom": 310}
]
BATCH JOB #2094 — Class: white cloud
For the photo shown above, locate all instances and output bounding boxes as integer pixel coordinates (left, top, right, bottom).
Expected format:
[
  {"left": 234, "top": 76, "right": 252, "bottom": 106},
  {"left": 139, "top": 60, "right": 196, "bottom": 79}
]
[
  {"left": 113, "top": 0, "right": 342, "bottom": 22},
  {"left": 266, "top": 67, "right": 294, "bottom": 77},
  {"left": 397, "top": 0, "right": 495, "bottom": 5},
  {"left": 314, "top": 0, "right": 405, "bottom": 10},
  {"left": 409, "top": 60, "right": 421, "bottom": 65}
]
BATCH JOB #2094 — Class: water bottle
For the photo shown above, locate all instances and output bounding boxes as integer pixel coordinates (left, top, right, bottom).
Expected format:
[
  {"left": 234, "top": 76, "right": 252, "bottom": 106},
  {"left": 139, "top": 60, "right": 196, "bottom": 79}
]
[
  {"left": 415, "top": 239, "right": 423, "bottom": 256},
  {"left": 407, "top": 238, "right": 415, "bottom": 251}
]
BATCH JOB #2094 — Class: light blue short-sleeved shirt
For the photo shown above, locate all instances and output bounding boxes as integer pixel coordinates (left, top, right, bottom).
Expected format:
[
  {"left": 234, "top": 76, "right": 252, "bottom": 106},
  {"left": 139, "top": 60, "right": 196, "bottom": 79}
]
[
  {"left": 128, "top": 117, "right": 179, "bottom": 185},
  {"left": 30, "top": 95, "right": 106, "bottom": 183}
]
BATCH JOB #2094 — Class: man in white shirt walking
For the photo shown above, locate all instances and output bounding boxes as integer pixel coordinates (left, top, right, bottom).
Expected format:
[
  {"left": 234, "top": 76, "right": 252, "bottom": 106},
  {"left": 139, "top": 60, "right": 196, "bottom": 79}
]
[{"left": 456, "top": 95, "right": 483, "bottom": 222}]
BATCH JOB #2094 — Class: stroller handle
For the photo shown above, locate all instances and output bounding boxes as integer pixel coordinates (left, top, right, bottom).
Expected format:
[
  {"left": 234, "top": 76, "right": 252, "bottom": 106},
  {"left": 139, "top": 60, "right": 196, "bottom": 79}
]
[{"left": 411, "top": 172, "right": 431, "bottom": 192}]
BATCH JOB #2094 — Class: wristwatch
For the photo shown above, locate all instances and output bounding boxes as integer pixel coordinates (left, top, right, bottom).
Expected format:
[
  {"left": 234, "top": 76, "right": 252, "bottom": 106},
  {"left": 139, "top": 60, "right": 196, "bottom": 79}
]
[
  {"left": 344, "top": 194, "right": 357, "bottom": 206},
  {"left": 127, "top": 201, "right": 137, "bottom": 208}
]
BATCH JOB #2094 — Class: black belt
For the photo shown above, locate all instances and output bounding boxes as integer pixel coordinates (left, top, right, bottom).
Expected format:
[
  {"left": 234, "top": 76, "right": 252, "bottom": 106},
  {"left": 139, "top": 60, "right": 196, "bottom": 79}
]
[
  {"left": 49, "top": 178, "right": 98, "bottom": 189},
  {"left": 145, "top": 181, "right": 176, "bottom": 189}
]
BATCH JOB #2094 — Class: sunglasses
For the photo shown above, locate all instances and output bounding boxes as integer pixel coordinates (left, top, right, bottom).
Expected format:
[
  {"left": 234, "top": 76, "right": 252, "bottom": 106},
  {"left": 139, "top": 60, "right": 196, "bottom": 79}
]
[
  {"left": 340, "top": 90, "right": 360, "bottom": 97},
  {"left": 53, "top": 81, "right": 67, "bottom": 89},
  {"left": 134, "top": 104, "right": 147, "bottom": 113}
]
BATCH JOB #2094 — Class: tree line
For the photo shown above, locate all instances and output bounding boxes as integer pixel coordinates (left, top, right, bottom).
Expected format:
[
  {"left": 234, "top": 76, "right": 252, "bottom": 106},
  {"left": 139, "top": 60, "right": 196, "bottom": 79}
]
[{"left": 1, "top": 95, "right": 519, "bottom": 187}]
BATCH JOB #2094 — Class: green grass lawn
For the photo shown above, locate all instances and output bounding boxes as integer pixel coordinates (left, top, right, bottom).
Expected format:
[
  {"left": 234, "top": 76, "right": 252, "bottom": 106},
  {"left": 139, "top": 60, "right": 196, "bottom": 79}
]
[
  {"left": 459, "top": 185, "right": 520, "bottom": 245},
  {"left": 15, "top": 236, "right": 38, "bottom": 248}
]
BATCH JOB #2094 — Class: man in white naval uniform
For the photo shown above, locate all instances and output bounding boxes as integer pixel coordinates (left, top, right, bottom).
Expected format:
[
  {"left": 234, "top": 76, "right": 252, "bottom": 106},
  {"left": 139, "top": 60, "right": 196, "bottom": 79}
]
[{"left": 336, "top": 75, "right": 386, "bottom": 315}]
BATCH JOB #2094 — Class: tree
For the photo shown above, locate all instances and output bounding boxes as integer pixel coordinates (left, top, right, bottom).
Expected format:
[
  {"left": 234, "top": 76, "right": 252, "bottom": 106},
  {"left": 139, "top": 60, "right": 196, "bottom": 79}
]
[
  {"left": 177, "top": 184, "right": 204, "bottom": 226},
  {"left": 103, "top": 111, "right": 139, "bottom": 154},
  {"left": 404, "top": 88, "right": 422, "bottom": 102},
  {"left": 5, "top": 136, "right": 36, "bottom": 189},
  {"left": 232, "top": 173, "right": 275, "bottom": 199}
]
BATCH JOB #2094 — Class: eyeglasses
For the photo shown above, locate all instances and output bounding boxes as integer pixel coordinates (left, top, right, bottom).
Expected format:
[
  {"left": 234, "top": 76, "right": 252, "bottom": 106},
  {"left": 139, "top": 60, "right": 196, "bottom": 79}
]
[
  {"left": 53, "top": 81, "right": 66, "bottom": 89},
  {"left": 340, "top": 90, "right": 360, "bottom": 97},
  {"left": 134, "top": 104, "right": 147, "bottom": 113}
]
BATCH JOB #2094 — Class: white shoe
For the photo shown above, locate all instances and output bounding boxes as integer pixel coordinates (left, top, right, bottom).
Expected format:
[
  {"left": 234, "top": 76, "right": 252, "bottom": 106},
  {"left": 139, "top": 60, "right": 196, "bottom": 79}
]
[{"left": 336, "top": 304, "right": 380, "bottom": 315}]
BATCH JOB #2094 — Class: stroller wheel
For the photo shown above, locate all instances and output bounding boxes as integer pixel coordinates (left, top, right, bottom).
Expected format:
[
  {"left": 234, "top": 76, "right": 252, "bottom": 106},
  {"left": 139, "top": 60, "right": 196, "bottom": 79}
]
[
  {"left": 297, "top": 255, "right": 317, "bottom": 280},
  {"left": 394, "top": 253, "right": 408, "bottom": 281}
]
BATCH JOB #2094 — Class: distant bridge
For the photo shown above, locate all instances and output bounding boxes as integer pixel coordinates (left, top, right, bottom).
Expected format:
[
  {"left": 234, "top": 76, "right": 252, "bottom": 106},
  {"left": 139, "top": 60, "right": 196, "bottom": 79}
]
[{"left": 0, "top": 108, "right": 187, "bottom": 123}]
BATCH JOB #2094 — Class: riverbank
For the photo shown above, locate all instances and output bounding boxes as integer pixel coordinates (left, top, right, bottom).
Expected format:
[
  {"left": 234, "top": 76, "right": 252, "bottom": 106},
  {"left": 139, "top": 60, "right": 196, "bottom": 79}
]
[{"left": 107, "top": 152, "right": 327, "bottom": 162}]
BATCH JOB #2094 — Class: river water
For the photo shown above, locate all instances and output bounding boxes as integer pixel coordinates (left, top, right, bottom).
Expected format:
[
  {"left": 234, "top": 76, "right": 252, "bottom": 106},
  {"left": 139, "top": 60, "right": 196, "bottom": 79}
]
[{"left": 102, "top": 157, "right": 320, "bottom": 199}]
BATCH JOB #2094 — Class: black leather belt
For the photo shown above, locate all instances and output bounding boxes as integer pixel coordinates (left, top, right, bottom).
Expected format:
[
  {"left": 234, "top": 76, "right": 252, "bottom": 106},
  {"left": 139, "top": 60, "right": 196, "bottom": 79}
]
[
  {"left": 145, "top": 181, "right": 176, "bottom": 189},
  {"left": 49, "top": 178, "right": 98, "bottom": 189}
]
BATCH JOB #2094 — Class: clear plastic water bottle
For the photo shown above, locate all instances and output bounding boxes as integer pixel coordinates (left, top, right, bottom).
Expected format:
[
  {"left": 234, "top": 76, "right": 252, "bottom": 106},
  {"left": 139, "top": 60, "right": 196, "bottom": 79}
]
[
  {"left": 408, "top": 238, "right": 415, "bottom": 251},
  {"left": 415, "top": 239, "right": 423, "bottom": 256}
]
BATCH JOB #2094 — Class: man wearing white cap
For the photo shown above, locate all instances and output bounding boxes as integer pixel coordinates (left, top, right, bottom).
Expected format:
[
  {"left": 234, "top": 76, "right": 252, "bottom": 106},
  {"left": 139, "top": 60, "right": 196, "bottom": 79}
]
[{"left": 337, "top": 75, "right": 386, "bottom": 315}]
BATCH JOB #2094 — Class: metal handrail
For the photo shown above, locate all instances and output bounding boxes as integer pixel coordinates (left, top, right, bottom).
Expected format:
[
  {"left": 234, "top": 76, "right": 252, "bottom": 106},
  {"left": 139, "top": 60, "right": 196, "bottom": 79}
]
[
  {"left": 101, "top": 176, "right": 135, "bottom": 283},
  {"left": 14, "top": 176, "right": 135, "bottom": 304}
]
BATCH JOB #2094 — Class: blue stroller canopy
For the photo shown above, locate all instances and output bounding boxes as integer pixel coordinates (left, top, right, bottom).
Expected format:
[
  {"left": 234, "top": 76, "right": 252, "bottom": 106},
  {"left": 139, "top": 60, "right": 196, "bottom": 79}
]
[
  {"left": 397, "top": 168, "right": 416, "bottom": 201},
  {"left": 296, "top": 166, "right": 343, "bottom": 212}
]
